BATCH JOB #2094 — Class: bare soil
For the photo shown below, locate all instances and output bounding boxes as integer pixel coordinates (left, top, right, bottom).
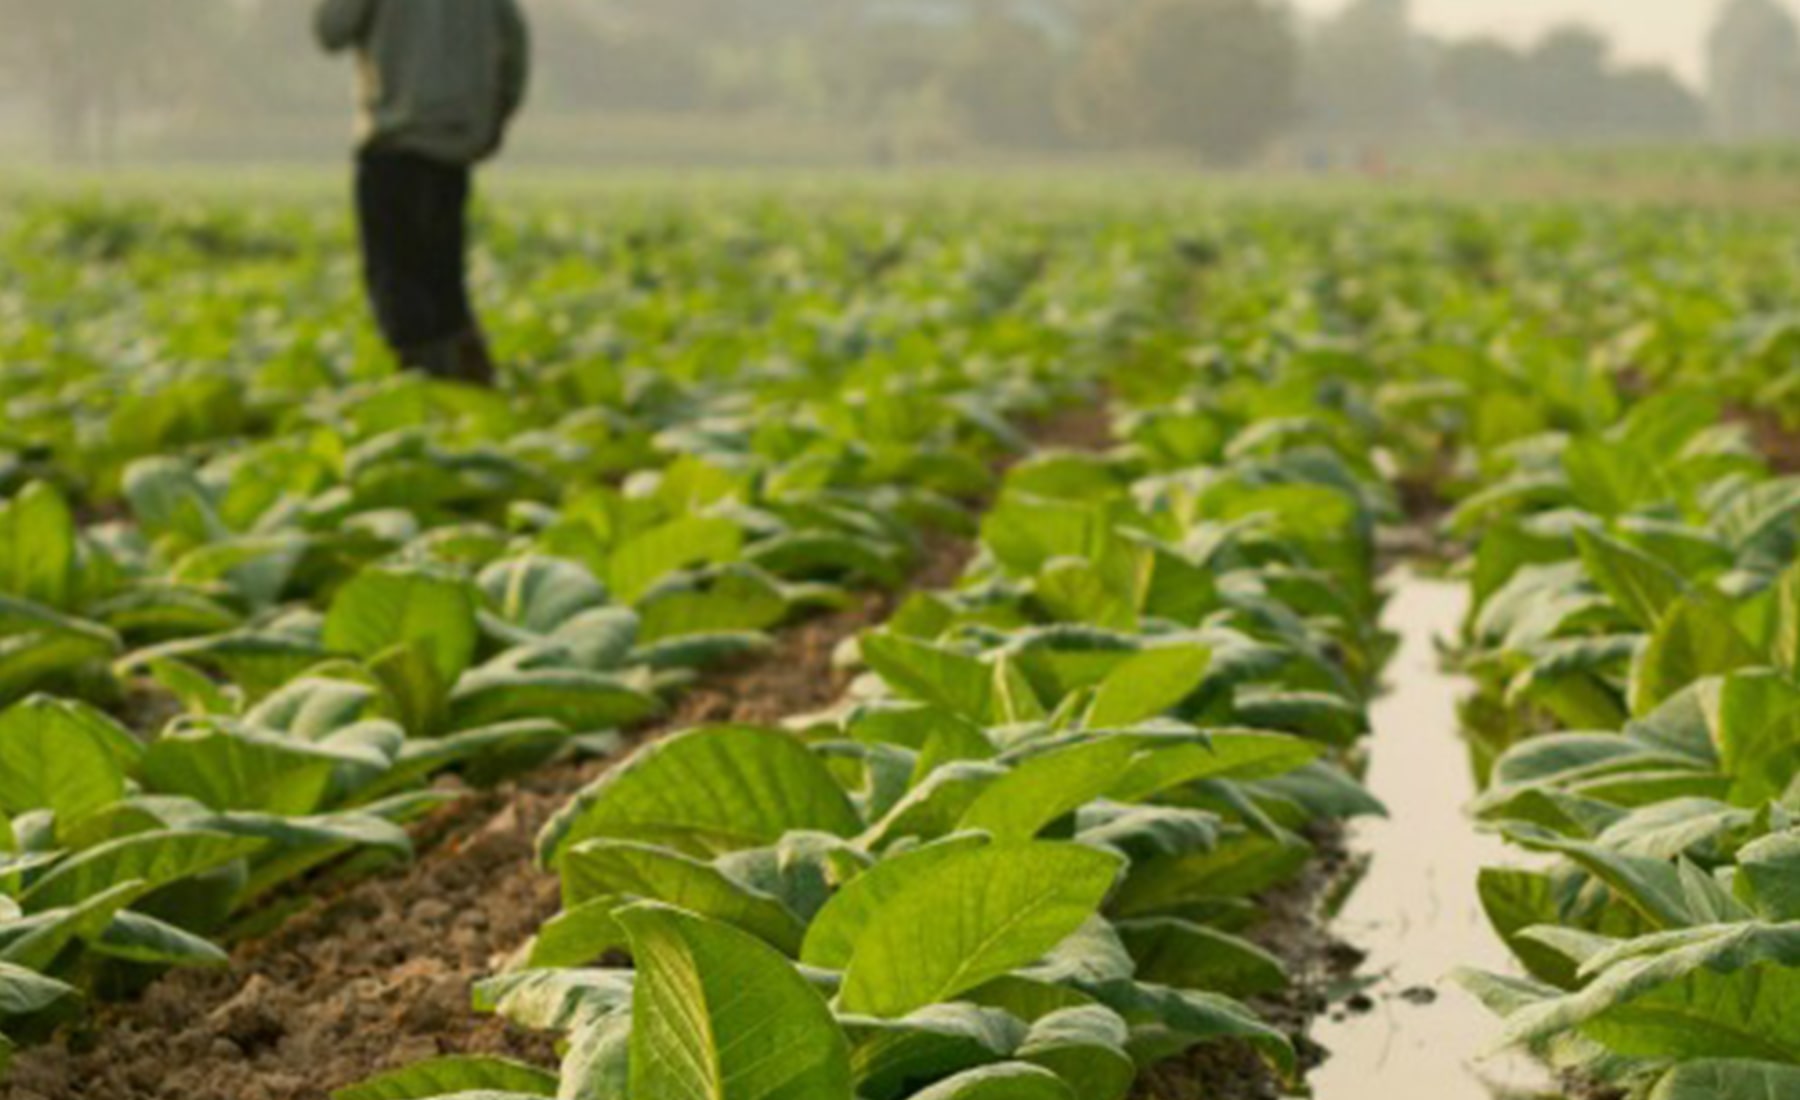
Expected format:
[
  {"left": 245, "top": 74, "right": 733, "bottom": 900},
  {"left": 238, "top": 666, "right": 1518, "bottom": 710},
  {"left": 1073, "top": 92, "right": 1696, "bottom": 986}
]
[{"left": 1732, "top": 403, "right": 1800, "bottom": 474}]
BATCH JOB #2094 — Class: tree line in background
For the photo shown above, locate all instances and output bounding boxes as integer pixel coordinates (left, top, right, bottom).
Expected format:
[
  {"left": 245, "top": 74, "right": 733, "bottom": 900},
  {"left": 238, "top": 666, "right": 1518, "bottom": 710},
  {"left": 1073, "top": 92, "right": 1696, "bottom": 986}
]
[{"left": 3, "top": 0, "right": 1800, "bottom": 164}]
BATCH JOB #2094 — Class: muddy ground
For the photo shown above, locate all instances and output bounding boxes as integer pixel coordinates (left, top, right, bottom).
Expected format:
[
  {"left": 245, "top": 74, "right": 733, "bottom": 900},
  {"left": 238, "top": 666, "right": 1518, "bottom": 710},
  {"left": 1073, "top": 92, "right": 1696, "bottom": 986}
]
[{"left": 1135, "top": 827, "right": 1365, "bottom": 1100}]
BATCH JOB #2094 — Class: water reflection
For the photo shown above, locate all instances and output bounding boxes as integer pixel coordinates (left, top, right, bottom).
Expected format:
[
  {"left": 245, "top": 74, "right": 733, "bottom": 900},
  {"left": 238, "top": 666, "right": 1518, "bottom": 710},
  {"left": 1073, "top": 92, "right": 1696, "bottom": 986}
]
[{"left": 1309, "top": 573, "right": 1561, "bottom": 1100}]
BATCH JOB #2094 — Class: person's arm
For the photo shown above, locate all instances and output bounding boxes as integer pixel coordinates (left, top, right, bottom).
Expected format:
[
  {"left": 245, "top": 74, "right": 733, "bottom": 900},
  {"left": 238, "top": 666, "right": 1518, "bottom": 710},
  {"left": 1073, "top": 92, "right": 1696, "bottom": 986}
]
[
  {"left": 496, "top": 0, "right": 531, "bottom": 124},
  {"left": 315, "top": 0, "right": 376, "bottom": 52}
]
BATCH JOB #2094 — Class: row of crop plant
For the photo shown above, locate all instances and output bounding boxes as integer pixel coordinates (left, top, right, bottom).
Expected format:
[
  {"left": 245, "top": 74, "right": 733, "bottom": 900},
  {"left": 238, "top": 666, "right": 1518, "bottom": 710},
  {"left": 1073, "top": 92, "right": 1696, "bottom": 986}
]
[
  {"left": 1439, "top": 391, "right": 1800, "bottom": 1099},
  {"left": 337, "top": 378, "right": 1397, "bottom": 1099},
  {"left": 0, "top": 206, "right": 1104, "bottom": 1076}
]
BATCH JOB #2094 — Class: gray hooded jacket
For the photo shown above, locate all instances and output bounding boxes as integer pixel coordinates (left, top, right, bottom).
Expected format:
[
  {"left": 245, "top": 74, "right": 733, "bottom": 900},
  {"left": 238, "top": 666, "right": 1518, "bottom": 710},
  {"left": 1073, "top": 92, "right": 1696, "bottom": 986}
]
[{"left": 315, "top": 0, "right": 529, "bottom": 165}]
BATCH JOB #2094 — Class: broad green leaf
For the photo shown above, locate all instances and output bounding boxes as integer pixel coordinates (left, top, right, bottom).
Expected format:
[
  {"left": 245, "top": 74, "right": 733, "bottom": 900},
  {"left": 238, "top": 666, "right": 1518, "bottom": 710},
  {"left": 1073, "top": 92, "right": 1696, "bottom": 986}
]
[
  {"left": 861, "top": 634, "right": 994, "bottom": 724},
  {"left": 0, "top": 482, "right": 78, "bottom": 610},
  {"left": 1106, "top": 731, "right": 1319, "bottom": 803},
  {"left": 141, "top": 724, "right": 342, "bottom": 816},
  {"left": 90, "top": 910, "right": 230, "bottom": 967},
  {"left": 745, "top": 531, "right": 903, "bottom": 588},
  {"left": 1648, "top": 1060, "right": 1800, "bottom": 1100},
  {"left": 324, "top": 566, "right": 479, "bottom": 685},
  {"left": 210, "top": 810, "right": 413, "bottom": 902},
  {"left": 370, "top": 641, "right": 451, "bottom": 737},
  {"left": 841, "top": 1004, "right": 1023, "bottom": 1100},
  {"left": 907, "top": 1063, "right": 1074, "bottom": 1100},
  {"left": 860, "top": 762, "right": 1006, "bottom": 851},
  {"left": 372, "top": 720, "right": 570, "bottom": 800},
  {"left": 167, "top": 534, "right": 306, "bottom": 617},
  {"left": 1478, "top": 868, "right": 1581, "bottom": 988},
  {"left": 1249, "top": 760, "right": 1387, "bottom": 822},
  {"left": 122, "top": 629, "right": 320, "bottom": 700},
  {"left": 609, "top": 517, "right": 743, "bottom": 604},
  {"left": 560, "top": 840, "right": 805, "bottom": 955},
  {"left": 1736, "top": 833, "right": 1800, "bottom": 921},
  {"left": 1453, "top": 967, "right": 1625, "bottom": 1079},
  {"left": 1500, "top": 827, "right": 1691, "bottom": 929},
  {"left": 249, "top": 678, "right": 381, "bottom": 739},
  {"left": 1594, "top": 799, "right": 1752, "bottom": 861},
  {"left": 551, "top": 607, "right": 642, "bottom": 671},
  {"left": 981, "top": 493, "right": 1114, "bottom": 577},
  {"left": 619, "top": 902, "right": 853, "bottom": 1100},
  {"left": 1709, "top": 672, "right": 1800, "bottom": 807},
  {"left": 633, "top": 632, "right": 772, "bottom": 672},
  {"left": 958, "top": 738, "right": 1142, "bottom": 842},
  {"left": 1110, "top": 831, "right": 1312, "bottom": 919},
  {"left": 474, "top": 968, "right": 634, "bottom": 1035},
  {"left": 1774, "top": 562, "right": 1800, "bottom": 681},
  {"left": 480, "top": 556, "right": 610, "bottom": 635},
  {"left": 1076, "top": 804, "right": 1222, "bottom": 864},
  {"left": 991, "top": 655, "right": 1047, "bottom": 725},
  {"left": 1117, "top": 919, "right": 1287, "bottom": 997},
  {"left": 0, "top": 696, "right": 136, "bottom": 823},
  {"left": 523, "top": 895, "right": 629, "bottom": 969},
  {"left": 0, "top": 596, "right": 120, "bottom": 705},
  {"left": 712, "top": 832, "right": 863, "bottom": 931},
  {"left": 1574, "top": 527, "right": 1687, "bottom": 632},
  {"left": 1086, "top": 646, "right": 1210, "bottom": 728},
  {"left": 541, "top": 727, "right": 861, "bottom": 863},
  {"left": 447, "top": 667, "right": 662, "bottom": 733},
  {"left": 1034, "top": 560, "right": 1135, "bottom": 632},
  {"left": 1631, "top": 595, "right": 1761, "bottom": 717},
  {"left": 1014, "top": 1006, "right": 1134, "bottom": 1100},
  {"left": 1080, "top": 979, "right": 1295, "bottom": 1075},
  {"left": 802, "top": 834, "right": 990, "bottom": 970},
  {"left": 332, "top": 1056, "right": 559, "bottom": 1100},
  {"left": 1232, "top": 689, "right": 1369, "bottom": 747},
  {"left": 1563, "top": 438, "right": 1663, "bottom": 518},
  {"left": 0, "top": 960, "right": 77, "bottom": 1018},
  {"left": 1500, "top": 922, "right": 1800, "bottom": 1061},
  {"left": 837, "top": 841, "right": 1124, "bottom": 1018},
  {"left": 22, "top": 829, "right": 262, "bottom": 911},
  {"left": 1680, "top": 859, "right": 1752, "bottom": 926},
  {"left": 563, "top": 1014, "right": 633, "bottom": 1100},
  {"left": 638, "top": 567, "right": 787, "bottom": 644},
  {"left": 0, "top": 879, "right": 154, "bottom": 970},
  {"left": 1020, "top": 916, "right": 1136, "bottom": 986}
]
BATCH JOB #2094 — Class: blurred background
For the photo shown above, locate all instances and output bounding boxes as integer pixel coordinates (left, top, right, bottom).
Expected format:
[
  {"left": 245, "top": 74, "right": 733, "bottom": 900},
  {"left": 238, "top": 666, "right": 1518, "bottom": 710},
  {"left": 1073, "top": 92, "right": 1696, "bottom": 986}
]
[{"left": 0, "top": 0, "right": 1798, "bottom": 179}]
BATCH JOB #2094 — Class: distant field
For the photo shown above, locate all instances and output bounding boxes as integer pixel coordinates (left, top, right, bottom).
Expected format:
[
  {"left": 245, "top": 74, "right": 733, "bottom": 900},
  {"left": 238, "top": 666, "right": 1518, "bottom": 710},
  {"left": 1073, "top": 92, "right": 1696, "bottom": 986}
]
[
  {"left": 5, "top": 140, "right": 1800, "bottom": 213},
  {"left": 5, "top": 176, "right": 1800, "bottom": 1100}
]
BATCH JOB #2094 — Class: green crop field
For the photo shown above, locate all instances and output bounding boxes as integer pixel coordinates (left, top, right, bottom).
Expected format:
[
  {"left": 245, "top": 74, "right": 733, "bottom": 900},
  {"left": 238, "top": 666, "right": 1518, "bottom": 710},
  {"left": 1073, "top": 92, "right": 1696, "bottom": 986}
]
[{"left": 2, "top": 175, "right": 1800, "bottom": 1100}]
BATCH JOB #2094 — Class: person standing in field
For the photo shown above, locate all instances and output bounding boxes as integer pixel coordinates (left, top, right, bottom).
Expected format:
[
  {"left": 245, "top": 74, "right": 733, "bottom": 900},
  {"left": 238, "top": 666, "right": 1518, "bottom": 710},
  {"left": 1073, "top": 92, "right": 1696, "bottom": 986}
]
[{"left": 314, "top": 0, "right": 530, "bottom": 385}]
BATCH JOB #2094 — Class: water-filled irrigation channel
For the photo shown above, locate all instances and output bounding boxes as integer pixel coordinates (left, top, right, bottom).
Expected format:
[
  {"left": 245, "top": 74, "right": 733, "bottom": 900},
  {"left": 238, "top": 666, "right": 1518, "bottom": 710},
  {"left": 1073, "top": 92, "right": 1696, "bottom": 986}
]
[{"left": 1311, "top": 572, "right": 1560, "bottom": 1100}]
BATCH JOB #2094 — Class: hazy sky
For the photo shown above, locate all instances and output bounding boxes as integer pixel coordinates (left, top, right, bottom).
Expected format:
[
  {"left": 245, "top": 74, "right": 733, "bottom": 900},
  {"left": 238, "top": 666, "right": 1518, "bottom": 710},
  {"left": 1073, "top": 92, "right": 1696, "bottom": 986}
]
[{"left": 1292, "top": 0, "right": 1796, "bottom": 85}]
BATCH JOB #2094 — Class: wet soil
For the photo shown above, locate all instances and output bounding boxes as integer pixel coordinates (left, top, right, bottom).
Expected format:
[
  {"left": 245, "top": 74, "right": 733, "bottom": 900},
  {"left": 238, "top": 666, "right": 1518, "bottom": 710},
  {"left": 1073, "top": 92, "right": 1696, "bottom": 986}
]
[
  {"left": 1134, "top": 826, "right": 1365, "bottom": 1100},
  {"left": 1307, "top": 575, "right": 1562, "bottom": 1100}
]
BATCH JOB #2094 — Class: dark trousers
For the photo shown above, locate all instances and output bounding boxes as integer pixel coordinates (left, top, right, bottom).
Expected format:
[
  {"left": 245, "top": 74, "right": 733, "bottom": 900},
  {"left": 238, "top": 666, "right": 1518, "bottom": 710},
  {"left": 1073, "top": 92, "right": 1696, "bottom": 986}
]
[{"left": 355, "top": 149, "right": 475, "bottom": 354}]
